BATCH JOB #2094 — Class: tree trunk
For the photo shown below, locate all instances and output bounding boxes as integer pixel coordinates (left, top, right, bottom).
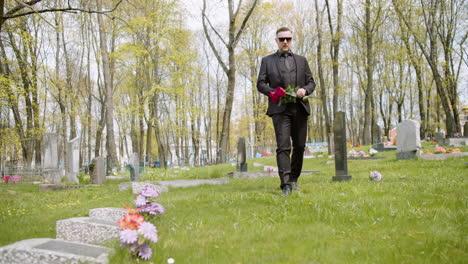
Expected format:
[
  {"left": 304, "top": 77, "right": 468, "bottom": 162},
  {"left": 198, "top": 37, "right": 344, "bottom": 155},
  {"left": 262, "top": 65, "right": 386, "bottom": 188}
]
[{"left": 97, "top": 0, "right": 118, "bottom": 169}]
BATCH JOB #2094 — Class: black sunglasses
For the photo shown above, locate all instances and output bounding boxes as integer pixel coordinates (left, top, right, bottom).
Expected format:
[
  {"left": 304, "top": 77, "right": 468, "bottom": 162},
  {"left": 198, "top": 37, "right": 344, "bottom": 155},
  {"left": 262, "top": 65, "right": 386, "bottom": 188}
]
[{"left": 278, "top": 37, "right": 292, "bottom": 42}]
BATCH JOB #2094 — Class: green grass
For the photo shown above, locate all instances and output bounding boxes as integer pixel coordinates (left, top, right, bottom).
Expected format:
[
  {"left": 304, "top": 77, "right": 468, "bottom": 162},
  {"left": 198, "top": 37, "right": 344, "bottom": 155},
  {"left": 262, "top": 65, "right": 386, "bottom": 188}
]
[{"left": 1, "top": 146, "right": 467, "bottom": 263}]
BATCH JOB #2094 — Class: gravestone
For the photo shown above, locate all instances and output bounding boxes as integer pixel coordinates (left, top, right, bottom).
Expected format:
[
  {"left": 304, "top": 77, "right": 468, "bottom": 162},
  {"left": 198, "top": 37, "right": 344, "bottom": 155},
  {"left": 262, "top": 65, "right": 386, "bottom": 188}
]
[
  {"left": 91, "top": 157, "right": 105, "bottom": 185},
  {"left": 43, "top": 133, "right": 58, "bottom": 168},
  {"left": 130, "top": 152, "right": 140, "bottom": 181},
  {"left": 332, "top": 112, "right": 352, "bottom": 181},
  {"left": 0, "top": 238, "right": 112, "bottom": 264},
  {"left": 66, "top": 136, "right": 80, "bottom": 183},
  {"left": 464, "top": 122, "right": 468, "bottom": 137},
  {"left": 236, "top": 137, "right": 247, "bottom": 172},
  {"left": 372, "top": 123, "right": 382, "bottom": 144},
  {"left": 435, "top": 132, "right": 444, "bottom": 145},
  {"left": 396, "top": 120, "right": 421, "bottom": 160},
  {"left": 42, "top": 133, "right": 62, "bottom": 183}
]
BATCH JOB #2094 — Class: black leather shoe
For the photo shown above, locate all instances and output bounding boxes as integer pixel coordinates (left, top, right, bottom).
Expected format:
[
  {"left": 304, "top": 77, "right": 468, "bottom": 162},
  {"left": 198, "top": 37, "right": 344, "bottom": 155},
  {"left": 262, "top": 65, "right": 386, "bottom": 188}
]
[
  {"left": 281, "top": 185, "right": 292, "bottom": 196},
  {"left": 291, "top": 182, "right": 299, "bottom": 190}
]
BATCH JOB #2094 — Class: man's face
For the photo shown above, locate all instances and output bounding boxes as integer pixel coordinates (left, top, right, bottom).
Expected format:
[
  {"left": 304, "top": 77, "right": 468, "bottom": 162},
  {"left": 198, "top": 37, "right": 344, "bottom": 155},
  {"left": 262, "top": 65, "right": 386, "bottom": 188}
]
[{"left": 276, "top": 30, "right": 293, "bottom": 53}]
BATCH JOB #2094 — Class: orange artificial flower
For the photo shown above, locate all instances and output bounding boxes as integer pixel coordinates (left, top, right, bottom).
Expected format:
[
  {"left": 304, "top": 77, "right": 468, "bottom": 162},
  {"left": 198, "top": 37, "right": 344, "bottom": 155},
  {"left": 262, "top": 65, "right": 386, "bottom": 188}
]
[{"left": 118, "top": 213, "right": 144, "bottom": 230}]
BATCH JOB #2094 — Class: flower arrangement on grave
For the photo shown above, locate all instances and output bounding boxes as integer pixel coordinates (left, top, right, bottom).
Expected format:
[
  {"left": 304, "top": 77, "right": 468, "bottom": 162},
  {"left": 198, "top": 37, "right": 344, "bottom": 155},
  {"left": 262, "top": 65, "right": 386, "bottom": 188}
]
[
  {"left": 423, "top": 146, "right": 461, "bottom": 155},
  {"left": 348, "top": 149, "right": 367, "bottom": 158},
  {"left": 2, "top": 175, "right": 20, "bottom": 184},
  {"left": 118, "top": 207, "right": 158, "bottom": 260},
  {"left": 369, "top": 171, "right": 382, "bottom": 181},
  {"left": 268, "top": 84, "right": 315, "bottom": 105},
  {"left": 369, "top": 148, "right": 378, "bottom": 156},
  {"left": 134, "top": 185, "right": 165, "bottom": 217},
  {"left": 118, "top": 185, "right": 165, "bottom": 260}
]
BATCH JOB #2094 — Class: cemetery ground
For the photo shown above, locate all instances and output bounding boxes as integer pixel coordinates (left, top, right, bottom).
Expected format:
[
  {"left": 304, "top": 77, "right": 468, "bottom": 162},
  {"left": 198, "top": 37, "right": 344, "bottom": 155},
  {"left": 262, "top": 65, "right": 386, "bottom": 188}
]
[{"left": 0, "top": 144, "right": 466, "bottom": 263}]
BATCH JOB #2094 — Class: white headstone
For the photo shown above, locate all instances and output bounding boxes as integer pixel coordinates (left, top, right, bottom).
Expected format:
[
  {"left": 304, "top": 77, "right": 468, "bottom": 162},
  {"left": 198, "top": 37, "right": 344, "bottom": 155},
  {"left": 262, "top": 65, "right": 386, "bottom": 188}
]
[
  {"left": 42, "top": 133, "right": 58, "bottom": 169},
  {"left": 66, "top": 137, "right": 80, "bottom": 183},
  {"left": 396, "top": 120, "right": 421, "bottom": 160}
]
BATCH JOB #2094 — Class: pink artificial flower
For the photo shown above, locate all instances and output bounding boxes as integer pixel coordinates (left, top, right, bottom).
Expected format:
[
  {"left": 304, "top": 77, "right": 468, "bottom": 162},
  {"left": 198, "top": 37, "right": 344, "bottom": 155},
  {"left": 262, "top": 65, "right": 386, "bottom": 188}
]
[
  {"left": 11, "top": 176, "right": 20, "bottom": 183},
  {"left": 3, "top": 176, "right": 11, "bottom": 183}
]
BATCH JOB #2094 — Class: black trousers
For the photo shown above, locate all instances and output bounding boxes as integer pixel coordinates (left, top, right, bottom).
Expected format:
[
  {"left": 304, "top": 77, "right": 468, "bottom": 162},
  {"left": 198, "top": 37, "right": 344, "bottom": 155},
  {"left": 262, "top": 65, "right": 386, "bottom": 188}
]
[{"left": 271, "top": 103, "right": 308, "bottom": 189}]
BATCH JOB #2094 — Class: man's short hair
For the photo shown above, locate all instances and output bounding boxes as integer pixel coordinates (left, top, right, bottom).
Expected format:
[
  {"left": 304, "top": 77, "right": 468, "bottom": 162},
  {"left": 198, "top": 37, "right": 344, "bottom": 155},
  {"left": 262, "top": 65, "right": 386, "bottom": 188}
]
[{"left": 276, "top": 27, "right": 292, "bottom": 35}]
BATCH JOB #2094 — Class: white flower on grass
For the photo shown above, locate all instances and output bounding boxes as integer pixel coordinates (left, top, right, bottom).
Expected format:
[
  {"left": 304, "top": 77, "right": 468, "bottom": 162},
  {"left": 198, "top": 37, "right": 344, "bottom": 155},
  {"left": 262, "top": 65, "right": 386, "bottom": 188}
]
[
  {"left": 369, "top": 171, "right": 382, "bottom": 181},
  {"left": 167, "top": 258, "right": 175, "bottom": 264},
  {"left": 369, "top": 148, "right": 378, "bottom": 156}
]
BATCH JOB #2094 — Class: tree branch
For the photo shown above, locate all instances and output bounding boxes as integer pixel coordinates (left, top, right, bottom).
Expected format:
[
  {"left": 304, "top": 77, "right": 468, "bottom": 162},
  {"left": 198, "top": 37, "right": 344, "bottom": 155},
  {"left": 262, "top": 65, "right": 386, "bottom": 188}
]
[
  {"left": 233, "top": 0, "right": 257, "bottom": 48},
  {"left": 2, "top": 0, "right": 123, "bottom": 21},
  {"left": 202, "top": 0, "right": 228, "bottom": 74}
]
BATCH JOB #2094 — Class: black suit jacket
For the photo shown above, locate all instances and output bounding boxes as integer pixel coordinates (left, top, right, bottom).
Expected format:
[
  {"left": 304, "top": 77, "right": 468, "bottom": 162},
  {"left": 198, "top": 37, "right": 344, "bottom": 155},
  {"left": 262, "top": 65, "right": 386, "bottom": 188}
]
[{"left": 257, "top": 51, "right": 316, "bottom": 116}]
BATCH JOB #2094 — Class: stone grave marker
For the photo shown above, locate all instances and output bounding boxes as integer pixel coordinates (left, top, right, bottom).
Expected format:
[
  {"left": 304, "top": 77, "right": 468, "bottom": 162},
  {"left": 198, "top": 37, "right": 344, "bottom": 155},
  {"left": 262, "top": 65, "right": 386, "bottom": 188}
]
[
  {"left": 42, "top": 133, "right": 62, "bottom": 183},
  {"left": 66, "top": 136, "right": 80, "bottom": 183},
  {"left": 237, "top": 137, "right": 247, "bottom": 172},
  {"left": 0, "top": 238, "right": 112, "bottom": 264},
  {"left": 464, "top": 122, "right": 468, "bottom": 137},
  {"left": 372, "top": 123, "right": 382, "bottom": 144},
  {"left": 435, "top": 132, "right": 444, "bottom": 145},
  {"left": 91, "top": 157, "right": 106, "bottom": 185},
  {"left": 332, "top": 112, "right": 352, "bottom": 181},
  {"left": 130, "top": 152, "right": 140, "bottom": 181},
  {"left": 396, "top": 120, "right": 421, "bottom": 160}
]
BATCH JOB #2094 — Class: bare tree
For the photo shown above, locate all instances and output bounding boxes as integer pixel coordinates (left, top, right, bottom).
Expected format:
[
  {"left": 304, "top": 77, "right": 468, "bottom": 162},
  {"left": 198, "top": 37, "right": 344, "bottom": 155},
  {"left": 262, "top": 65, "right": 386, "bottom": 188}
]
[{"left": 202, "top": 0, "right": 258, "bottom": 163}]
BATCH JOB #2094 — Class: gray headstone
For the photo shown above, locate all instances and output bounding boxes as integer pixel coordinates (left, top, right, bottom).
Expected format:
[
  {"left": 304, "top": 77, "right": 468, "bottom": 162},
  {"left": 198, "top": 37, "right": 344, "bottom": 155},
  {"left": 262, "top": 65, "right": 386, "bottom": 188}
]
[
  {"left": 0, "top": 238, "right": 112, "bottom": 264},
  {"left": 332, "top": 112, "right": 352, "bottom": 181},
  {"left": 435, "top": 132, "right": 444, "bottom": 145},
  {"left": 396, "top": 120, "right": 421, "bottom": 160},
  {"left": 237, "top": 137, "right": 247, "bottom": 172},
  {"left": 56, "top": 217, "right": 119, "bottom": 244},
  {"left": 131, "top": 153, "right": 140, "bottom": 181},
  {"left": 42, "top": 133, "right": 58, "bottom": 169},
  {"left": 66, "top": 137, "right": 80, "bottom": 183},
  {"left": 372, "top": 123, "right": 382, "bottom": 144},
  {"left": 464, "top": 122, "right": 468, "bottom": 137},
  {"left": 91, "top": 157, "right": 106, "bottom": 185}
]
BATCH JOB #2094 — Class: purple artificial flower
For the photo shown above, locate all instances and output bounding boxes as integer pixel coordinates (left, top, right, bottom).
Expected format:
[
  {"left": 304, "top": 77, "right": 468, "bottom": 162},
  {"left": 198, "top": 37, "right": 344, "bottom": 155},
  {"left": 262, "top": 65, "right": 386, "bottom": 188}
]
[
  {"left": 141, "top": 185, "right": 160, "bottom": 198},
  {"left": 138, "top": 244, "right": 152, "bottom": 260},
  {"left": 370, "top": 171, "right": 382, "bottom": 181},
  {"left": 138, "top": 222, "right": 158, "bottom": 243},
  {"left": 120, "top": 229, "right": 138, "bottom": 244},
  {"left": 134, "top": 195, "right": 147, "bottom": 207},
  {"left": 140, "top": 202, "right": 165, "bottom": 215},
  {"left": 357, "top": 151, "right": 366, "bottom": 156}
]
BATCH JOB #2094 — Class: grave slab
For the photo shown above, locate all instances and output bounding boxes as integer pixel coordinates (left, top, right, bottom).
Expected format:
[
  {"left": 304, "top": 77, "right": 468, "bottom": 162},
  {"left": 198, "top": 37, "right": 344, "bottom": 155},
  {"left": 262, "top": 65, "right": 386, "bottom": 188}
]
[
  {"left": 89, "top": 207, "right": 127, "bottom": 222},
  {"left": 56, "top": 217, "right": 120, "bottom": 244},
  {"left": 156, "top": 178, "right": 230, "bottom": 188},
  {"left": 229, "top": 171, "right": 319, "bottom": 179},
  {"left": 418, "top": 152, "right": 468, "bottom": 160},
  {"left": 118, "top": 182, "right": 169, "bottom": 194},
  {"left": 0, "top": 238, "right": 112, "bottom": 264}
]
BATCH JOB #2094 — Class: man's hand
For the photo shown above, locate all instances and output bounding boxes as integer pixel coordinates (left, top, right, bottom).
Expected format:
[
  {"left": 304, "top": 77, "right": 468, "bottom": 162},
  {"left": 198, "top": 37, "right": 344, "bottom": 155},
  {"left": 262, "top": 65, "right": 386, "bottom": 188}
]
[{"left": 296, "top": 88, "right": 306, "bottom": 98}]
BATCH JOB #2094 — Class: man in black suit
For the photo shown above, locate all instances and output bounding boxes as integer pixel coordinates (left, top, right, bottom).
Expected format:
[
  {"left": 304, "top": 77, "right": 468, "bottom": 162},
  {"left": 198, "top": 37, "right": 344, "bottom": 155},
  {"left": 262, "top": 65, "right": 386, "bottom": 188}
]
[{"left": 257, "top": 27, "right": 316, "bottom": 196}]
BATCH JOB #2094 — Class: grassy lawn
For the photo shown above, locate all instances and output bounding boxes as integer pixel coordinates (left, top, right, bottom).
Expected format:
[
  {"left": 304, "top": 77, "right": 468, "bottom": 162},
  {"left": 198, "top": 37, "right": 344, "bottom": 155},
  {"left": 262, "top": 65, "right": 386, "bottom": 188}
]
[{"left": 1, "top": 145, "right": 466, "bottom": 263}]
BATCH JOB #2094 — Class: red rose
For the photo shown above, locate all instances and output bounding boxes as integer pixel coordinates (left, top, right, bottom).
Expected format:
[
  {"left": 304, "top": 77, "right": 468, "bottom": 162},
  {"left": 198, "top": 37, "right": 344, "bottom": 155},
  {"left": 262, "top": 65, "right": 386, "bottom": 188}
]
[{"left": 269, "top": 87, "right": 286, "bottom": 103}]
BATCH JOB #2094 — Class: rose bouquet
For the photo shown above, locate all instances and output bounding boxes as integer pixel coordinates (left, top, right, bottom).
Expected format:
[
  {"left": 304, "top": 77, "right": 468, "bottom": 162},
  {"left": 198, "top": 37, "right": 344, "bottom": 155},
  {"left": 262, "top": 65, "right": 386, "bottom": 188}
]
[{"left": 268, "top": 84, "right": 315, "bottom": 105}]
